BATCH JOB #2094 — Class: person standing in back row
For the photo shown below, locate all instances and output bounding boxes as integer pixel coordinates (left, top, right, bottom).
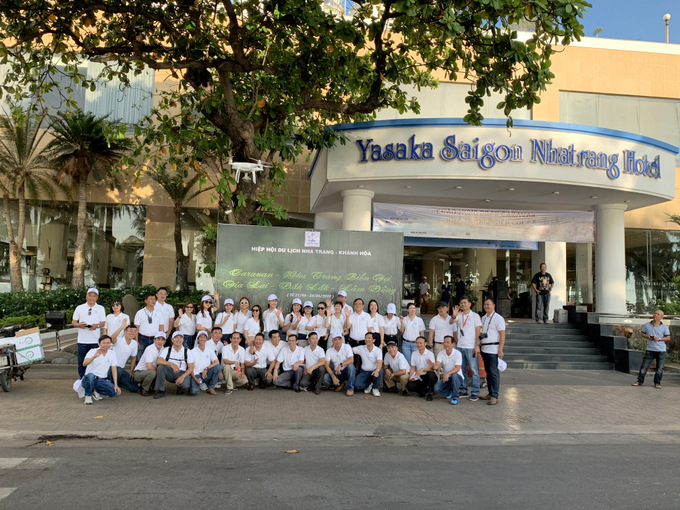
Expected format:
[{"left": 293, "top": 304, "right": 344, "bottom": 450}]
[{"left": 531, "top": 263, "right": 554, "bottom": 323}]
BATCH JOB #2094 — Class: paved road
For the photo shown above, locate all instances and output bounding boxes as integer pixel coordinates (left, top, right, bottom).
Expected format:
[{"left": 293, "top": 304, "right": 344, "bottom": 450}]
[{"left": 0, "top": 437, "right": 679, "bottom": 509}]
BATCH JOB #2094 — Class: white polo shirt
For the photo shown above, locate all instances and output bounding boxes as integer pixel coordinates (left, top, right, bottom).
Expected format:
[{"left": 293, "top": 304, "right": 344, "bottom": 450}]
[
  {"left": 84, "top": 348, "right": 118, "bottom": 378},
  {"left": 329, "top": 315, "right": 346, "bottom": 339},
  {"left": 303, "top": 344, "right": 326, "bottom": 368},
  {"left": 410, "top": 349, "right": 435, "bottom": 370},
  {"left": 383, "top": 315, "right": 400, "bottom": 336},
  {"left": 456, "top": 311, "right": 482, "bottom": 349},
  {"left": 352, "top": 344, "right": 383, "bottom": 372},
  {"left": 105, "top": 312, "right": 130, "bottom": 342},
  {"left": 134, "top": 307, "right": 165, "bottom": 338},
  {"left": 284, "top": 313, "right": 301, "bottom": 336},
  {"left": 384, "top": 351, "right": 410, "bottom": 373},
  {"left": 298, "top": 315, "right": 314, "bottom": 337},
  {"left": 135, "top": 344, "right": 163, "bottom": 372},
  {"left": 245, "top": 344, "right": 274, "bottom": 369},
  {"left": 480, "top": 312, "right": 506, "bottom": 355},
  {"left": 368, "top": 313, "right": 384, "bottom": 333},
  {"left": 348, "top": 311, "right": 372, "bottom": 341},
  {"left": 154, "top": 302, "right": 175, "bottom": 330},
  {"left": 437, "top": 348, "right": 463, "bottom": 377},
  {"left": 192, "top": 345, "right": 218, "bottom": 375},
  {"left": 277, "top": 345, "right": 305, "bottom": 371},
  {"left": 159, "top": 346, "right": 195, "bottom": 372},
  {"left": 266, "top": 340, "right": 286, "bottom": 358},
  {"left": 214, "top": 311, "right": 234, "bottom": 334},
  {"left": 244, "top": 317, "right": 261, "bottom": 338},
  {"left": 402, "top": 315, "right": 425, "bottom": 342},
  {"left": 429, "top": 314, "right": 456, "bottom": 343},
  {"left": 234, "top": 310, "right": 252, "bottom": 333},
  {"left": 111, "top": 338, "right": 138, "bottom": 367},
  {"left": 195, "top": 311, "right": 213, "bottom": 331},
  {"left": 325, "top": 344, "right": 353, "bottom": 366},
  {"left": 310, "top": 314, "right": 329, "bottom": 338},
  {"left": 222, "top": 344, "right": 246, "bottom": 368},
  {"left": 262, "top": 309, "right": 281, "bottom": 335},
  {"left": 73, "top": 303, "right": 106, "bottom": 344},
  {"left": 206, "top": 338, "right": 223, "bottom": 356},
  {"left": 177, "top": 313, "right": 196, "bottom": 336}
]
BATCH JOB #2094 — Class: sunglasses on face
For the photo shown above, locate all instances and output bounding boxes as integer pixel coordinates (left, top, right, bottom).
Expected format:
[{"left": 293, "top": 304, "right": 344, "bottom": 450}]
[
  {"left": 186, "top": 306, "right": 193, "bottom": 309},
  {"left": 240, "top": 301, "right": 249, "bottom": 305},
  {"left": 318, "top": 307, "right": 325, "bottom": 310}
]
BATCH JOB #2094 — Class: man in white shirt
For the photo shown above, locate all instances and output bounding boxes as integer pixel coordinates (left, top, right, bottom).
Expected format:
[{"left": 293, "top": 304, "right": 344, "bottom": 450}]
[
  {"left": 352, "top": 332, "right": 383, "bottom": 397},
  {"left": 266, "top": 330, "right": 286, "bottom": 358},
  {"left": 300, "top": 332, "right": 326, "bottom": 394},
  {"left": 347, "top": 298, "right": 372, "bottom": 347},
  {"left": 189, "top": 331, "right": 221, "bottom": 395},
  {"left": 452, "top": 297, "right": 482, "bottom": 401},
  {"left": 273, "top": 334, "right": 305, "bottom": 391},
  {"left": 108, "top": 324, "right": 139, "bottom": 393},
  {"left": 134, "top": 293, "right": 166, "bottom": 354},
  {"left": 428, "top": 301, "right": 456, "bottom": 358},
  {"left": 323, "top": 332, "right": 356, "bottom": 396},
  {"left": 433, "top": 335, "right": 463, "bottom": 405},
  {"left": 155, "top": 287, "right": 176, "bottom": 335},
  {"left": 154, "top": 330, "right": 195, "bottom": 398},
  {"left": 72, "top": 287, "right": 107, "bottom": 378},
  {"left": 400, "top": 303, "right": 426, "bottom": 365},
  {"left": 419, "top": 276, "right": 431, "bottom": 314},
  {"left": 383, "top": 341, "right": 410, "bottom": 395},
  {"left": 221, "top": 332, "right": 248, "bottom": 394},
  {"left": 479, "top": 299, "right": 506, "bottom": 405},
  {"left": 245, "top": 333, "right": 276, "bottom": 390},
  {"left": 134, "top": 331, "right": 166, "bottom": 396},
  {"left": 81, "top": 335, "right": 121, "bottom": 405},
  {"left": 207, "top": 327, "right": 225, "bottom": 358},
  {"left": 406, "top": 336, "right": 437, "bottom": 401}
]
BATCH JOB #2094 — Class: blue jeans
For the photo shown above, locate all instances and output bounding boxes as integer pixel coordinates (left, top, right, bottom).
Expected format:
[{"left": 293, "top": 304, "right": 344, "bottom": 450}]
[
  {"left": 458, "top": 347, "right": 480, "bottom": 397},
  {"left": 637, "top": 350, "right": 666, "bottom": 386},
  {"left": 107, "top": 366, "right": 139, "bottom": 393},
  {"left": 481, "top": 352, "right": 500, "bottom": 398},
  {"left": 189, "top": 365, "right": 222, "bottom": 394},
  {"left": 81, "top": 374, "right": 119, "bottom": 397},
  {"left": 401, "top": 341, "right": 418, "bottom": 365},
  {"left": 77, "top": 343, "right": 98, "bottom": 379},
  {"left": 536, "top": 293, "right": 551, "bottom": 322},
  {"left": 354, "top": 369, "right": 383, "bottom": 391},
  {"left": 434, "top": 373, "right": 462, "bottom": 398},
  {"left": 138, "top": 335, "right": 154, "bottom": 354},
  {"left": 323, "top": 363, "right": 356, "bottom": 391},
  {"left": 183, "top": 334, "right": 196, "bottom": 349}
]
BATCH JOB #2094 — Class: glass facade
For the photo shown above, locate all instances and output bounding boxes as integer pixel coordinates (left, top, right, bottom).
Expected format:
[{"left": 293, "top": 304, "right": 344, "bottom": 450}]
[{"left": 0, "top": 201, "right": 145, "bottom": 291}]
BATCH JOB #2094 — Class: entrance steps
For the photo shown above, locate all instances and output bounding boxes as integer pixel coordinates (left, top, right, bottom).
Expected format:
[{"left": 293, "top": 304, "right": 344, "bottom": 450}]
[{"left": 504, "top": 321, "right": 613, "bottom": 370}]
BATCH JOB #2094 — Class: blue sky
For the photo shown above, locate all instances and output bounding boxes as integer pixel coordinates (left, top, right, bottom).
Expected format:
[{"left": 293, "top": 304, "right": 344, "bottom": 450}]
[{"left": 581, "top": 1, "right": 679, "bottom": 44}]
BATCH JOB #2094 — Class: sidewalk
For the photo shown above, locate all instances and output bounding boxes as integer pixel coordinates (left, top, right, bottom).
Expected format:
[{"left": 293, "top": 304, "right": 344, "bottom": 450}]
[{"left": 1, "top": 365, "right": 678, "bottom": 442}]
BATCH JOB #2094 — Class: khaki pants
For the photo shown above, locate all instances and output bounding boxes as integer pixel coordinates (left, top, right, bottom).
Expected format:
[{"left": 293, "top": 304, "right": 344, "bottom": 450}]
[
  {"left": 384, "top": 368, "right": 409, "bottom": 390},
  {"left": 133, "top": 369, "right": 156, "bottom": 391},
  {"left": 222, "top": 364, "right": 248, "bottom": 390},
  {"left": 433, "top": 343, "right": 445, "bottom": 358}
]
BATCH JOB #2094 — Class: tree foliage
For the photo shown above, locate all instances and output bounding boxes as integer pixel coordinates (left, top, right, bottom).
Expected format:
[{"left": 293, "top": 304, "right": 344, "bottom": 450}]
[{"left": 0, "top": 0, "right": 589, "bottom": 224}]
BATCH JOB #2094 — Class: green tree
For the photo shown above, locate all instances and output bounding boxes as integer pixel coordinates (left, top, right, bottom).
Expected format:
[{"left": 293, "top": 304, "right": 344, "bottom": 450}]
[
  {"left": 0, "top": 0, "right": 589, "bottom": 224},
  {"left": 45, "top": 110, "right": 132, "bottom": 288},
  {"left": 0, "top": 107, "right": 63, "bottom": 291}
]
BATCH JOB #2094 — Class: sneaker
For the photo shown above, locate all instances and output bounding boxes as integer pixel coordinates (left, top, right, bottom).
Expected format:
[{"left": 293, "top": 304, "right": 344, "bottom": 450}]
[
  {"left": 459, "top": 391, "right": 468, "bottom": 397},
  {"left": 450, "top": 398, "right": 458, "bottom": 405},
  {"left": 224, "top": 389, "right": 233, "bottom": 395},
  {"left": 445, "top": 394, "right": 452, "bottom": 399},
  {"left": 215, "top": 381, "right": 223, "bottom": 389},
  {"left": 364, "top": 383, "right": 373, "bottom": 394},
  {"left": 426, "top": 393, "right": 434, "bottom": 401},
  {"left": 199, "top": 382, "right": 208, "bottom": 391},
  {"left": 300, "top": 386, "right": 308, "bottom": 392},
  {"left": 402, "top": 390, "right": 409, "bottom": 396},
  {"left": 387, "top": 387, "right": 399, "bottom": 393},
  {"left": 84, "top": 396, "right": 93, "bottom": 405},
  {"left": 372, "top": 388, "right": 381, "bottom": 397},
  {"left": 154, "top": 391, "right": 166, "bottom": 399},
  {"left": 92, "top": 391, "right": 103, "bottom": 401},
  {"left": 469, "top": 395, "right": 479, "bottom": 402}
]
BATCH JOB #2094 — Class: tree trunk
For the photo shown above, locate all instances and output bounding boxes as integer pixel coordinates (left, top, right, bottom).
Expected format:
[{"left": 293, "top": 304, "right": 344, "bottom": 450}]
[
  {"left": 2, "top": 192, "right": 23, "bottom": 291},
  {"left": 175, "top": 202, "right": 189, "bottom": 293},
  {"left": 71, "top": 173, "right": 88, "bottom": 288}
]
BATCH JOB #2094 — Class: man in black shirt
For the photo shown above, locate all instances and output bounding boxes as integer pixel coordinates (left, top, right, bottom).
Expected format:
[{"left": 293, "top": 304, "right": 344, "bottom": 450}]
[
  {"left": 454, "top": 273, "right": 466, "bottom": 305},
  {"left": 531, "top": 263, "right": 554, "bottom": 323}
]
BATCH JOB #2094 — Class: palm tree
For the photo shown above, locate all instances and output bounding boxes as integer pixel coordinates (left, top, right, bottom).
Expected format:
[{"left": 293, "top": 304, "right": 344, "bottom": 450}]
[
  {"left": 46, "top": 110, "right": 132, "bottom": 288},
  {"left": 146, "top": 166, "right": 210, "bottom": 292},
  {"left": 0, "top": 107, "right": 62, "bottom": 291}
]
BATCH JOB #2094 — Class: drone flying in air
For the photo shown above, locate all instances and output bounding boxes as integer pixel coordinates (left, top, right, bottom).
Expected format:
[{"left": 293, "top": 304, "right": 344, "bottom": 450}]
[{"left": 228, "top": 157, "right": 272, "bottom": 184}]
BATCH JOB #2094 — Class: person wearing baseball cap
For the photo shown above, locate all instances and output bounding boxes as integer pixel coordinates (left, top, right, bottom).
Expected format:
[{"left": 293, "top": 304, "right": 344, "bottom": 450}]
[
  {"left": 283, "top": 298, "right": 303, "bottom": 339},
  {"left": 323, "top": 332, "right": 356, "bottom": 396},
  {"left": 133, "top": 331, "right": 168, "bottom": 396},
  {"left": 383, "top": 341, "right": 410, "bottom": 395},
  {"left": 297, "top": 301, "right": 315, "bottom": 347},
  {"left": 154, "top": 329, "right": 195, "bottom": 399},
  {"left": 263, "top": 294, "right": 284, "bottom": 340},
  {"left": 72, "top": 287, "right": 107, "bottom": 378},
  {"left": 214, "top": 298, "right": 235, "bottom": 343},
  {"left": 336, "top": 290, "right": 353, "bottom": 318},
  {"left": 383, "top": 303, "right": 400, "bottom": 352}
]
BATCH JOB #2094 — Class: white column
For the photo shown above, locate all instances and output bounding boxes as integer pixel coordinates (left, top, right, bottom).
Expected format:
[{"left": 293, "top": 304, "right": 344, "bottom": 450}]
[
  {"left": 575, "top": 243, "right": 593, "bottom": 304},
  {"left": 532, "top": 242, "right": 567, "bottom": 320},
  {"left": 341, "top": 189, "right": 375, "bottom": 231},
  {"left": 313, "top": 212, "right": 343, "bottom": 230},
  {"left": 594, "top": 204, "right": 627, "bottom": 314}
]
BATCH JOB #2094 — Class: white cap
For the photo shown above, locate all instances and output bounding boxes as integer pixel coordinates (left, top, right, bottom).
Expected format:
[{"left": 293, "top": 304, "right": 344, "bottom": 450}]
[
  {"left": 337, "top": 290, "right": 347, "bottom": 297},
  {"left": 86, "top": 287, "right": 99, "bottom": 295},
  {"left": 386, "top": 303, "right": 397, "bottom": 314},
  {"left": 332, "top": 331, "right": 343, "bottom": 339},
  {"left": 155, "top": 331, "right": 167, "bottom": 339},
  {"left": 224, "top": 298, "right": 234, "bottom": 305},
  {"left": 196, "top": 330, "right": 209, "bottom": 339},
  {"left": 268, "top": 294, "right": 278, "bottom": 301},
  {"left": 201, "top": 295, "right": 213, "bottom": 303},
  {"left": 498, "top": 358, "right": 508, "bottom": 372},
  {"left": 303, "top": 301, "right": 313, "bottom": 308},
  {"left": 292, "top": 298, "right": 302, "bottom": 305},
  {"left": 171, "top": 331, "right": 183, "bottom": 339},
  {"left": 423, "top": 276, "right": 427, "bottom": 279}
]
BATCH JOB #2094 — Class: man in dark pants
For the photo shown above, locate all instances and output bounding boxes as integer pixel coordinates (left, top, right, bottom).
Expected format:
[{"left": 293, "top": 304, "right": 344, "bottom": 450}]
[
  {"left": 72, "top": 288, "right": 106, "bottom": 379},
  {"left": 244, "top": 333, "right": 276, "bottom": 390},
  {"left": 300, "top": 332, "right": 326, "bottom": 394},
  {"left": 454, "top": 274, "right": 466, "bottom": 305},
  {"left": 531, "top": 263, "right": 554, "bottom": 323},
  {"left": 406, "top": 336, "right": 438, "bottom": 401},
  {"left": 633, "top": 310, "right": 670, "bottom": 389},
  {"left": 479, "top": 299, "right": 505, "bottom": 405}
]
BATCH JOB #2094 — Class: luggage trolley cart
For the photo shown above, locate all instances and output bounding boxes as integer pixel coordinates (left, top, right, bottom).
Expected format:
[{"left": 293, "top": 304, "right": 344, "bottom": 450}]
[{"left": 0, "top": 325, "right": 44, "bottom": 392}]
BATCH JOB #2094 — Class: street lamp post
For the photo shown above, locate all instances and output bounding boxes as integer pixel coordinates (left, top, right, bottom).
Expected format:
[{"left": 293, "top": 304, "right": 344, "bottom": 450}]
[{"left": 664, "top": 13, "right": 671, "bottom": 44}]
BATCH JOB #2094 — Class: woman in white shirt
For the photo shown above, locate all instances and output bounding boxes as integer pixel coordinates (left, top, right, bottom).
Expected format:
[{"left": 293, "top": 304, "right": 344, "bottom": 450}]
[
  {"left": 367, "top": 299, "right": 385, "bottom": 349},
  {"left": 243, "top": 305, "right": 264, "bottom": 347},
  {"left": 103, "top": 300, "right": 130, "bottom": 343},
  {"left": 234, "top": 296, "right": 252, "bottom": 335},
  {"left": 283, "top": 298, "right": 303, "bottom": 338},
  {"left": 296, "top": 301, "right": 315, "bottom": 346},
  {"left": 329, "top": 301, "right": 348, "bottom": 343},
  {"left": 383, "top": 303, "right": 400, "bottom": 353},
  {"left": 174, "top": 301, "right": 197, "bottom": 348},
  {"left": 309, "top": 300, "right": 331, "bottom": 349},
  {"left": 196, "top": 295, "right": 214, "bottom": 334},
  {"left": 214, "top": 298, "right": 236, "bottom": 343}
]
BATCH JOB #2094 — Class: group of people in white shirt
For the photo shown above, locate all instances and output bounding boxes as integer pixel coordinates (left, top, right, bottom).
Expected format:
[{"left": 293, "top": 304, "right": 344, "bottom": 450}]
[{"left": 75, "top": 288, "right": 506, "bottom": 406}]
